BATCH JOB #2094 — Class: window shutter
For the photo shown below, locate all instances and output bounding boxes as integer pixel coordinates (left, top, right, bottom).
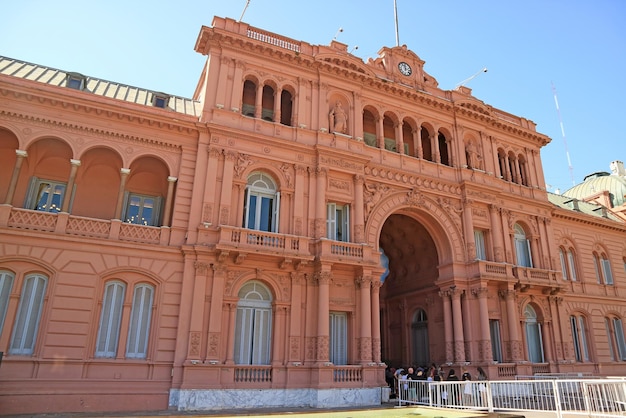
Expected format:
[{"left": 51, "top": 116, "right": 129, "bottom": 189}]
[
  {"left": 0, "top": 271, "right": 15, "bottom": 336},
  {"left": 126, "top": 284, "right": 154, "bottom": 358},
  {"left": 602, "top": 258, "right": 614, "bottom": 285},
  {"left": 24, "top": 177, "right": 39, "bottom": 209},
  {"left": 96, "top": 282, "right": 125, "bottom": 358},
  {"left": 10, "top": 275, "right": 47, "bottom": 355},
  {"left": 614, "top": 318, "right": 626, "bottom": 360},
  {"left": 235, "top": 307, "right": 254, "bottom": 364},
  {"left": 253, "top": 308, "right": 271, "bottom": 365},
  {"left": 273, "top": 192, "right": 280, "bottom": 232},
  {"left": 559, "top": 249, "right": 568, "bottom": 280},
  {"left": 327, "top": 203, "right": 336, "bottom": 240},
  {"left": 343, "top": 205, "right": 350, "bottom": 242},
  {"left": 567, "top": 250, "right": 577, "bottom": 281},
  {"left": 526, "top": 240, "right": 533, "bottom": 268},
  {"left": 474, "top": 230, "right": 486, "bottom": 260},
  {"left": 579, "top": 317, "right": 589, "bottom": 361}
]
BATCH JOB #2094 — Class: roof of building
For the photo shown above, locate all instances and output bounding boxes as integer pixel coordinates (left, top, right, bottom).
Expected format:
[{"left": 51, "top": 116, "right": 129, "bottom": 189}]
[
  {"left": 548, "top": 192, "right": 621, "bottom": 222},
  {"left": 563, "top": 161, "right": 626, "bottom": 208},
  {"left": 0, "top": 56, "right": 201, "bottom": 117}
]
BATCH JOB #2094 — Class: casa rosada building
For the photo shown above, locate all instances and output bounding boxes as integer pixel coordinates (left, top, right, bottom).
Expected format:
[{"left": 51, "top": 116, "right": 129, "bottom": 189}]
[{"left": 1, "top": 16, "right": 626, "bottom": 415}]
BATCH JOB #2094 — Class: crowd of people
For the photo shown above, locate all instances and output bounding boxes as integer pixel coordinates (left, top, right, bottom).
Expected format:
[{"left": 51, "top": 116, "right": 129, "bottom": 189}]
[{"left": 385, "top": 363, "right": 488, "bottom": 406}]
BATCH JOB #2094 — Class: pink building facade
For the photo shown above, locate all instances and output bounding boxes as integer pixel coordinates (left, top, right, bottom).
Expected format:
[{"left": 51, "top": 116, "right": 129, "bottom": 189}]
[{"left": 0, "top": 16, "right": 625, "bottom": 415}]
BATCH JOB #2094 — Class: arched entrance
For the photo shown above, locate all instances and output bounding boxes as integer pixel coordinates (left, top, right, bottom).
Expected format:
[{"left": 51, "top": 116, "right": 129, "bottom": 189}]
[{"left": 379, "top": 214, "right": 442, "bottom": 368}]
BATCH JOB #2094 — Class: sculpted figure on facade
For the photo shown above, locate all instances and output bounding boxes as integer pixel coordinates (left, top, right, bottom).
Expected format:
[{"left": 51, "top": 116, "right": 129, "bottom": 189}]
[
  {"left": 465, "top": 140, "right": 483, "bottom": 170},
  {"left": 363, "top": 182, "right": 390, "bottom": 220},
  {"left": 329, "top": 100, "right": 348, "bottom": 134},
  {"left": 234, "top": 153, "right": 253, "bottom": 178}
]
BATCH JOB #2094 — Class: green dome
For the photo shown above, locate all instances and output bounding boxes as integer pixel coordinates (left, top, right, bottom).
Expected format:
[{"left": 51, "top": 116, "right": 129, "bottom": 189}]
[{"left": 563, "top": 163, "right": 626, "bottom": 208}]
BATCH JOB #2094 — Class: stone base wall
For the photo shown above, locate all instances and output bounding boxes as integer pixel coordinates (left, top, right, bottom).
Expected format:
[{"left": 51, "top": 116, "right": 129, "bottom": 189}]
[{"left": 169, "top": 387, "right": 385, "bottom": 410}]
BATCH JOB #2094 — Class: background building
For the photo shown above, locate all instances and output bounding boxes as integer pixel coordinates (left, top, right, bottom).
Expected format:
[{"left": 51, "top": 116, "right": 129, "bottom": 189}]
[{"left": 0, "top": 16, "right": 625, "bottom": 415}]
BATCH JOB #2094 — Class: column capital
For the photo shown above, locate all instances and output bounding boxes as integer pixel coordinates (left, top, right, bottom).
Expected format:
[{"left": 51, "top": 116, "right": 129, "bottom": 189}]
[
  {"left": 70, "top": 159, "right": 81, "bottom": 167},
  {"left": 120, "top": 168, "right": 131, "bottom": 175},
  {"left": 167, "top": 176, "right": 178, "bottom": 183},
  {"left": 16, "top": 149, "right": 28, "bottom": 158}
]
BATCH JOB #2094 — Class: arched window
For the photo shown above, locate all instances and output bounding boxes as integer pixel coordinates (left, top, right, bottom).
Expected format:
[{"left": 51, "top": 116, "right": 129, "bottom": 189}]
[
  {"left": 497, "top": 148, "right": 508, "bottom": 180},
  {"left": 570, "top": 314, "right": 590, "bottom": 362},
  {"left": 605, "top": 316, "right": 626, "bottom": 361},
  {"left": 234, "top": 281, "right": 273, "bottom": 365},
  {"left": 96, "top": 280, "right": 155, "bottom": 359},
  {"left": 518, "top": 154, "right": 529, "bottom": 186},
  {"left": 421, "top": 127, "right": 432, "bottom": 161},
  {"left": 0, "top": 270, "right": 15, "bottom": 337},
  {"left": 383, "top": 115, "right": 396, "bottom": 152},
  {"left": 514, "top": 224, "right": 533, "bottom": 267},
  {"left": 524, "top": 305, "right": 544, "bottom": 363},
  {"left": 411, "top": 309, "right": 429, "bottom": 366},
  {"left": 10, "top": 274, "right": 48, "bottom": 355},
  {"left": 559, "top": 246, "right": 577, "bottom": 281},
  {"left": 362, "top": 109, "right": 377, "bottom": 147},
  {"left": 261, "top": 85, "right": 275, "bottom": 121},
  {"left": 242, "top": 80, "right": 256, "bottom": 117},
  {"left": 243, "top": 172, "right": 280, "bottom": 233}
]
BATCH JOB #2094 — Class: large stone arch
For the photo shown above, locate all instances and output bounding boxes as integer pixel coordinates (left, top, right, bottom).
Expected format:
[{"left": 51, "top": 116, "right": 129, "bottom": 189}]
[{"left": 365, "top": 189, "right": 464, "bottom": 265}]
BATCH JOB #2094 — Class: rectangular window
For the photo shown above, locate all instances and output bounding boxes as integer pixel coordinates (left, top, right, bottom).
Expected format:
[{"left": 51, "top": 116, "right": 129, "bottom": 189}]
[
  {"left": 474, "top": 230, "right": 486, "bottom": 260},
  {"left": 123, "top": 193, "right": 162, "bottom": 226},
  {"left": 330, "top": 312, "right": 348, "bottom": 365},
  {"left": 571, "top": 316, "right": 589, "bottom": 362},
  {"left": 9, "top": 275, "right": 47, "bottom": 355},
  {"left": 606, "top": 318, "right": 616, "bottom": 361},
  {"left": 26, "top": 178, "right": 67, "bottom": 213},
  {"left": 489, "top": 319, "right": 503, "bottom": 362},
  {"left": 234, "top": 306, "right": 272, "bottom": 365},
  {"left": 594, "top": 254, "right": 602, "bottom": 284},
  {"left": 126, "top": 284, "right": 154, "bottom": 359},
  {"left": 327, "top": 203, "right": 350, "bottom": 242},
  {"left": 96, "top": 282, "right": 126, "bottom": 358},
  {"left": 515, "top": 239, "right": 533, "bottom": 267}
]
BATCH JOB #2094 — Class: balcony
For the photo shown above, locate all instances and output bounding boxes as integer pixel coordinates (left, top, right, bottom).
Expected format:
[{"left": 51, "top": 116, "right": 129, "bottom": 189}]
[
  {"left": 312, "top": 239, "right": 378, "bottom": 266},
  {"left": 466, "top": 260, "right": 513, "bottom": 280},
  {"left": 513, "top": 266, "right": 561, "bottom": 294},
  {"left": 0, "top": 206, "right": 169, "bottom": 245},
  {"left": 216, "top": 225, "right": 314, "bottom": 261}
]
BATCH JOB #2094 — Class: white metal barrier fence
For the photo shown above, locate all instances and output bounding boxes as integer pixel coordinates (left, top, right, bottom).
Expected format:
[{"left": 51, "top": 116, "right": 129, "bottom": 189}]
[{"left": 397, "top": 379, "right": 626, "bottom": 417}]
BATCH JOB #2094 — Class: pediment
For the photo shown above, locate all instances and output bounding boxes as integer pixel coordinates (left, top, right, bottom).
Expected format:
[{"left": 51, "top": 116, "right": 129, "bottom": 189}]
[{"left": 315, "top": 53, "right": 377, "bottom": 78}]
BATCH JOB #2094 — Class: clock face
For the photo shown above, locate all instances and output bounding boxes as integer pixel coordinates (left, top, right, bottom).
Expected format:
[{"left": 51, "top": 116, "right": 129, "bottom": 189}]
[{"left": 398, "top": 62, "right": 412, "bottom": 76}]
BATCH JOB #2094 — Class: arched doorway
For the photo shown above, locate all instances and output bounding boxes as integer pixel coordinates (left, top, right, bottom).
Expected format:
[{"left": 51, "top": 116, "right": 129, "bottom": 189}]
[{"left": 379, "top": 214, "right": 441, "bottom": 367}]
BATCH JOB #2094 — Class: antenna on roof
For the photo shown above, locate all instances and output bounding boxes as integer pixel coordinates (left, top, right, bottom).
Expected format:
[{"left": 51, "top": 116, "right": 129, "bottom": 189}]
[
  {"left": 394, "top": 0, "right": 400, "bottom": 46},
  {"left": 333, "top": 27, "right": 343, "bottom": 41},
  {"left": 239, "top": 0, "right": 251, "bottom": 22},
  {"left": 455, "top": 67, "right": 488, "bottom": 88},
  {"left": 350, "top": 45, "right": 359, "bottom": 54},
  {"left": 551, "top": 82, "right": 575, "bottom": 186}
]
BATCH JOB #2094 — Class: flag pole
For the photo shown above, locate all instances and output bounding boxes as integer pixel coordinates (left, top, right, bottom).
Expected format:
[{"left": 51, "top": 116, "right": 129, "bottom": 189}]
[{"left": 394, "top": 0, "right": 400, "bottom": 46}]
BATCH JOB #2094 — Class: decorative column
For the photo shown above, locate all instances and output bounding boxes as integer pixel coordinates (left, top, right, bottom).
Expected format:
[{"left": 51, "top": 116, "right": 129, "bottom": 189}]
[
  {"left": 230, "top": 60, "right": 245, "bottom": 112},
  {"left": 316, "top": 268, "right": 332, "bottom": 363},
  {"left": 254, "top": 83, "right": 263, "bottom": 119},
  {"left": 219, "top": 151, "right": 236, "bottom": 225},
  {"left": 162, "top": 176, "right": 177, "bottom": 227},
  {"left": 61, "top": 159, "right": 81, "bottom": 212},
  {"left": 272, "top": 306, "right": 287, "bottom": 365},
  {"left": 353, "top": 175, "right": 365, "bottom": 243},
  {"left": 224, "top": 301, "right": 237, "bottom": 365},
  {"left": 371, "top": 280, "right": 382, "bottom": 363},
  {"left": 215, "top": 56, "right": 230, "bottom": 109},
  {"left": 542, "top": 217, "right": 557, "bottom": 270},
  {"left": 415, "top": 126, "right": 423, "bottom": 159},
  {"left": 288, "top": 272, "right": 305, "bottom": 363},
  {"left": 203, "top": 147, "right": 222, "bottom": 225},
  {"left": 548, "top": 295, "right": 564, "bottom": 362},
  {"left": 353, "top": 92, "right": 363, "bottom": 140},
  {"left": 188, "top": 262, "right": 208, "bottom": 360},
  {"left": 293, "top": 165, "right": 306, "bottom": 236},
  {"left": 472, "top": 287, "right": 493, "bottom": 362},
  {"left": 4, "top": 150, "right": 27, "bottom": 205},
  {"left": 488, "top": 204, "right": 504, "bottom": 262},
  {"left": 450, "top": 287, "right": 466, "bottom": 363},
  {"left": 500, "top": 288, "right": 523, "bottom": 361},
  {"left": 462, "top": 198, "right": 475, "bottom": 261},
  {"left": 314, "top": 167, "right": 327, "bottom": 238},
  {"left": 500, "top": 209, "right": 513, "bottom": 264},
  {"left": 439, "top": 289, "right": 454, "bottom": 364},
  {"left": 210, "top": 264, "right": 227, "bottom": 363},
  {"left": 395, "top": 122, "right": 404, "bottom": 155},
  {"left": 376, "top": 117, "right": 384, "bottom": 149},
  {"left": 273, "top": 88, "right": 281, "bottom": 123},
  {"left": 432, "top": 129, "right": 440, "bottom": 163},
  {"left": 114, "top": 168, "right": 131, "bottom": 220},
  {"left": 356, "top": 274, "right": 372, "bottom": 364}
]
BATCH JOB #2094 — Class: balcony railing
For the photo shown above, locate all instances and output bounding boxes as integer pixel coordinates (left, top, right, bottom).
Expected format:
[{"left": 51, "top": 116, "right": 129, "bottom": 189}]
[
  {"left": 513, "top": 266, "right": 559, "bottom": 283},
  {"left": 333, "top": 366, "right": 363, "bottom": 383},
  {"left": 314, "top": 239, "right": 377, "bottom": 265},
  {"left": 1, "top": 206, "right": 167, "bottom": 245},
  {"left": 466, "top": 260, "right": 513, "bottom": 279},
  {"left": 216, "top": 225, "right": 312, "bottom": 258},
  {"left": 234, "top": 365, "right": 272, "bottom": 383}
]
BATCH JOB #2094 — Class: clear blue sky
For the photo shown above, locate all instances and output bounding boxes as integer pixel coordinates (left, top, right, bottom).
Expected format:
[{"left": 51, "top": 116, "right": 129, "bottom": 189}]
[{"left": 2, "top": 1, "right": 624, "bottom": 194}]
